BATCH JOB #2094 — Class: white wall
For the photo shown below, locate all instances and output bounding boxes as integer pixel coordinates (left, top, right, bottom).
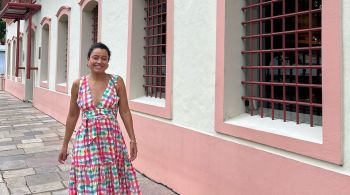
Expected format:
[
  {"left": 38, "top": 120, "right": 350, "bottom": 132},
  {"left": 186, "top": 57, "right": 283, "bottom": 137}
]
[
  {"left": 171, "top": 0, "right": 217, "bottom": 133},
  {"left": 0, "top": 45, "right": 5, "bottom": 74}
]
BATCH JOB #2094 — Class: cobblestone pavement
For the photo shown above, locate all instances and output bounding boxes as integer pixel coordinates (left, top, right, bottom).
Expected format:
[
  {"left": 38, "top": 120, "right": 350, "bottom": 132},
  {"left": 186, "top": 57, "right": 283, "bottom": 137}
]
[{"left": 0, "top": 91, "right": 177, "bottom": 195}]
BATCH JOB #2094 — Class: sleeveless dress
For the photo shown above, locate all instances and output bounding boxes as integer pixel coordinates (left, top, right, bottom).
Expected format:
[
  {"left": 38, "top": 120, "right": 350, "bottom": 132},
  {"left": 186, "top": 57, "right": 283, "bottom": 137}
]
[{"left": 69, "top": 74, "right": 141, "bottom": 194}]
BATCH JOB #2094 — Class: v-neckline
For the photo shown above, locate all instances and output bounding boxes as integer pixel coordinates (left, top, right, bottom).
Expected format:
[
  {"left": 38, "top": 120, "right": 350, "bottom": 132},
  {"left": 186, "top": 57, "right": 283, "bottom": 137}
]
[{"left": 86, "top": 75, "right": 112, "bottom": 108}]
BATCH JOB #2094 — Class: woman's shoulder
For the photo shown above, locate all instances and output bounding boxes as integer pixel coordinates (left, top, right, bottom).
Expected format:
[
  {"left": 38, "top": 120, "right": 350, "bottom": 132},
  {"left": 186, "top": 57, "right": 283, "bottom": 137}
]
[{"left": 110, "top": 74, "right": 124, "bottom": 82}]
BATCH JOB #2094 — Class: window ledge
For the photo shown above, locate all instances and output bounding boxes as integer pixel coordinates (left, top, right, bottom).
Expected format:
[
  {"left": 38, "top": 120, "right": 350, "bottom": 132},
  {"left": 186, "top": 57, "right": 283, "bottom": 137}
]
[
  {"left": 225, "top": 114, "right": 322, "bottom": 144},
  {"left": 55, "top": 82, "right": 67, "bottom": 93},
  {"left": 130, "top": 96, "right": 166, "bottom": 107},
  {"left": 129, "top": 96, "right": 171, "bottom": 119},
  {"left": 40, "top": 80, "right": 49, "bottom": 88}
]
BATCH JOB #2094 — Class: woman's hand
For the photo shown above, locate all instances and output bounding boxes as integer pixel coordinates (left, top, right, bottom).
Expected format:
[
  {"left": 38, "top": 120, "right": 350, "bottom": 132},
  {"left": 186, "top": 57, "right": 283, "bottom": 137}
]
[
  {"left": 129, "top": 141, "right": 138, "bottom": 161},
  {"left": 58, "top": 145, "right": 69, "bottom": 164}
]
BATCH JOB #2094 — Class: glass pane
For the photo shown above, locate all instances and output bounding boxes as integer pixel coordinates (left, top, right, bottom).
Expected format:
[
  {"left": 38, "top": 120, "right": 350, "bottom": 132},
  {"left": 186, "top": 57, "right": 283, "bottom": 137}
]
[
  {"left": 285, "top": 51, "right": 296, "bottom": 65},
  {"left": 272, "top": 52, "right": 283, "bottom": 65},
  {"left": 273, "top": 1, "right": 283, "bottom": 16},
  {"left": 312, "top": 12, "right": 321, "bottom": 28},
  {"left": 273, "top": 18, "right": 283, "bottom": 32},
  {"left": 312, "top": 0, "right": 322, "bottom": 9},
  {"left": 298, "top": 14, "right": 310, "bottom": 29},
  {"left": 262, "top": 36, "right": 271, "bottom": 50},
  {"left": 261, "top": 52, "right": 271, "bottom": 65},
  {"left": 298, "top": 33, "right": 309, "bottom": 47},
  {"left": 285, "top": 0, "right": 296, "bottom": 13},
  {"left": 298, "top": 69, "right": 310, "bottom": 84},
  {"left": 285, "top": 17, "right": 295, "bottom": 31},
  {"left": 286, "top": 86, "right": 296, "bottom": 101},
  {"left": 285, "top": 69, "right": 296, "bottom": 83},
  {"left": 262, "top": 20, "right": 271, "bottom": 33},
  {"left": 285, "top": 34, "right": 295, "bottom": 48},
  {"left": 262, "top": 4, "right": 271, "bottom": 18},
  {"left": 312, "top": 88, "right": 322, "bottom": 103},
  {"left": 273, "top": 35, "right": 283, "bottom": 49},
  {"left": 298, "top": 0, "right": 309, "bottom": 11},
  {"left": 312, "top": 50, "right": 321, "bottom": 65},
  {"left": 298, "top": 87, "right": 310, "bottom": 102},
  {"left": 311, "top": 69, "right": 321, "bottom": 84},
  {"left": 312, "top": 31, "right": 321, "bottom": 46}
]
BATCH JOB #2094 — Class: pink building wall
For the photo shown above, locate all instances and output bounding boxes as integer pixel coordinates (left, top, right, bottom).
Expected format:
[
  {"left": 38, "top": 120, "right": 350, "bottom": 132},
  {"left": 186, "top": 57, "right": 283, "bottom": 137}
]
[{"left": 4, "top": 78, "right": 25, "bottom": 100}]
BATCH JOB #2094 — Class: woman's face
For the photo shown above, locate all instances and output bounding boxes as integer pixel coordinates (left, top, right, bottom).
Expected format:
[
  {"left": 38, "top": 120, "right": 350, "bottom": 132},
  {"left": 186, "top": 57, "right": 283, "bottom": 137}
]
[{"left": 87, "top": 48, "right": 109, "bottom": 74}]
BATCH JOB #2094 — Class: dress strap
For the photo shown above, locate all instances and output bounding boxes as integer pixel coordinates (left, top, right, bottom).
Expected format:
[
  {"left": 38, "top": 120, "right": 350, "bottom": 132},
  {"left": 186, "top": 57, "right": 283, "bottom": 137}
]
[
  {"left": 110, "top": 74, "right": 119, "bottom": 93},
  {"left": 77, "top": 76, "right": 86, "bottom": 99},
  {"left": 110, "top": 74, "right": 119, "bottom": 84}
]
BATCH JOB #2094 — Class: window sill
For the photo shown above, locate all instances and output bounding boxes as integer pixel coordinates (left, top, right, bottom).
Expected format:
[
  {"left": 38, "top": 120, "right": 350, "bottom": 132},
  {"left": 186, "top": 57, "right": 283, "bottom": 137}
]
[
  {"left": 55, "top": 82, "right": 68, "bottom": 93},
  {"left": 40, "top": 80, "right": 49, "bottom": 89},
  {"left": 225, "top": 114, "right": 322, "bottom": 144},
  {"left": 129, "top": 96, "right": 171, "bottom": 119},
  {"left": 131, "top": 96, "right": 166, "bottom": 107}
]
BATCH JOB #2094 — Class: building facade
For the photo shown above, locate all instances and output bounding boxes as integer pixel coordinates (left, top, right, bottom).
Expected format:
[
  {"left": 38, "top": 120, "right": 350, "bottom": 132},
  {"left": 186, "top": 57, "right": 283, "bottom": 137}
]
[
  {"left": 0, "top": 45, "right": 5, "bottom": 75},
  {"left": 2, "top": 0, "right": 350, "bottom": 194}
]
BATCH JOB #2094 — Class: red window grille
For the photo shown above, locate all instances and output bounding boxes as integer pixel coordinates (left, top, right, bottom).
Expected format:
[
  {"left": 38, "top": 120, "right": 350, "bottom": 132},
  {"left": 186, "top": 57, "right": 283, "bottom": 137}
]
[
  {"left": 144, "top": 0, "right": 167, "bottom": 98},
  {"left": 92, "top": 6, "right": 98, "bottom": 44},
  {"left": 65, "top": 26, "right": 68, "bottom": 80},
  {"left": 241, "top": 0, "right": 322, "bottom": 127}
]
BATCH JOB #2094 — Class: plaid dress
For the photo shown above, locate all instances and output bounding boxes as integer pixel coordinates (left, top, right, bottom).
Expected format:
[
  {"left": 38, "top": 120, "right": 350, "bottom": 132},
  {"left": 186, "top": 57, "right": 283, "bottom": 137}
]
[{"left": 69, "top": 75, "right": 141, "bottom": 194}]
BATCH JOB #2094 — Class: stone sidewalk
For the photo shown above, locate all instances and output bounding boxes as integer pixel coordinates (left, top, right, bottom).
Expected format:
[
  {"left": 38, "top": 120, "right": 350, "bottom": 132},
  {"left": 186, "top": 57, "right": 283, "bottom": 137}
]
[{"left": 0, "top": 91, "right": 177, "bottom": 195}]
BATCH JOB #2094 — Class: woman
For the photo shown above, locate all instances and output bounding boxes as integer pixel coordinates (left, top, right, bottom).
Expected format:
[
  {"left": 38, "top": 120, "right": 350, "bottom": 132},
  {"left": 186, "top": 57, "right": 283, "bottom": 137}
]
[{"left": 58, "top": 42, "right": 141, "bottom": 194}]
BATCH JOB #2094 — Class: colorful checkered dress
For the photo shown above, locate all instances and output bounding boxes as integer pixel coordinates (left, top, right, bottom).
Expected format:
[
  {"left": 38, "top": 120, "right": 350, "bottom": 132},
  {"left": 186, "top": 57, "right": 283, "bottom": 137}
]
[{"left": 69, "top": 74, "right": 141, "bottom": 194}]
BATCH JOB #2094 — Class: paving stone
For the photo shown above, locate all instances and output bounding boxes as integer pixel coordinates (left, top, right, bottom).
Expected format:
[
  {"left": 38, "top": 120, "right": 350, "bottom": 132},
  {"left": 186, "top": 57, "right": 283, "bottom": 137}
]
[
  {"left": 0, "top": 145, "right": 16, "bottom": 151},
  {"left": 5, "top": 177, "right": 27, "bottom": 188},
  {"left": 0, "top": 149, "right": 24, "bottom": 157},
  {"left": 26, "top": 172, "right": 62, "bottom": 186},
  {"left": 3, "top": 168, "right": 35, "bottom": 178},
  {"left": 22, "top": 138, "right": 43, "bottom": 144},
  {"left": 29, "top": 181, "right": 65, "bottom": 194},
  {"left": 24, "top": 145, "right": 60, "bottom": 154},
  {"left": 58, "top": 171, "right": 69, "bottom": 181},
  {"left": 6, "top": 133, "right": 25, "bottom": 138},
  {"left": 13, "top": 136, "right": 35, "bottom": 141},
  {"left": 58, "top": 164, "right": 70, "bottom": 172},
  {"left": 0, "top": 183, "right": 10, "bottom": 195},
  {"left": 10, "top": 186, "right": 31, "bottom": 195},
  {"left": 0, "top": 140, "right": 20, "bottom": 146},
  {"left": 0, "top": 160, "right": 27, "bottom": 170},
  {"left": 33, "top": 193, "right": 51, "bottom": 195},
  {"left": 35, "top": 133, "right": 59, "bottom": 139},
  {"left": 26, "top": 156, "right": 59, "bottom": 168},
  {"left": 35, "top": 166, "right": 60, "bottom": 174},
  {"left": 52, "top": 189, "right": 68, "bottom": 195},
  {"left": 24, "top": 131, "right": 43, "bottom": 136},
  {"left": 17, "top": 142, "right": 45, "bottom": 149},
  {"left": 42, "top": 136, "right": 60, "bottom": 142},
  {"left": 30, "top": 127, "right": 50, "bottom": 132},
  {"left": 0, "top": 138, "right": 12, "bottom": 143}
]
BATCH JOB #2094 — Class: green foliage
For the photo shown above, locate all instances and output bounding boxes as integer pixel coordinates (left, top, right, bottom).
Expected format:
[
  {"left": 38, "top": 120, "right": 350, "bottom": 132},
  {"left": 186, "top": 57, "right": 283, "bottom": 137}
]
[{"left": 0, "top": 20, "right": 6, "bottom": 40}]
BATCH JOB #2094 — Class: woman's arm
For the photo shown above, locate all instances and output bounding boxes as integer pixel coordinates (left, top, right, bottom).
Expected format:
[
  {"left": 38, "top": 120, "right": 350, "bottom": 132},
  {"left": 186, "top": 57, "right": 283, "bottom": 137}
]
[
  {"left": 58, "top": 79, "right": 80, "bottom": 164},
  {"left": 117, "top": 77, "right": 138, "bottom": 161}
]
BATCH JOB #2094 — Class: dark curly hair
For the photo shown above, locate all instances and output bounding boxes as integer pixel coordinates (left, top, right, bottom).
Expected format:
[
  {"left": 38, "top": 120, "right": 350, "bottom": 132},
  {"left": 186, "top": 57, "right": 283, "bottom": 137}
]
[{"left": 87, "top": 42, "right": 111, "bottom": 60}]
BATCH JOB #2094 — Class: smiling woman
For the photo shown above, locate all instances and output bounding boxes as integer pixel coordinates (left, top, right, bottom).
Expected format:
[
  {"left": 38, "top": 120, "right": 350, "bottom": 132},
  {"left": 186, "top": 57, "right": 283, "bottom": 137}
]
[{"left": 58, "top": 42, "right": 141, "bottom": 194}]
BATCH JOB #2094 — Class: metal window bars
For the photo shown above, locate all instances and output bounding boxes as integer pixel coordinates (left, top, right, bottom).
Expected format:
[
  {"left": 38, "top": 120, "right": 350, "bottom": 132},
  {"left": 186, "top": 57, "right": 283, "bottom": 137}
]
[
  {"left": 241, "top": 0, "right": 322, "bottom": 126},
  {"left": 144, "top": 0, "right": 167, "bottom": 98},
  {"left": 92, "top": 6, "right": 98, "bottom": 44}
]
